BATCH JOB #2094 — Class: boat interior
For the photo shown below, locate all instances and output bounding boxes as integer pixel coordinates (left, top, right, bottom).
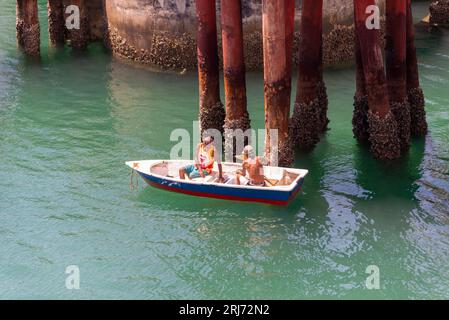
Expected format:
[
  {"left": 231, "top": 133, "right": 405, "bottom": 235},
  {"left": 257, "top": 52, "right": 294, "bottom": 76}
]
[{"left": 149, "top": 161, "right": 302, "bottom": 187}]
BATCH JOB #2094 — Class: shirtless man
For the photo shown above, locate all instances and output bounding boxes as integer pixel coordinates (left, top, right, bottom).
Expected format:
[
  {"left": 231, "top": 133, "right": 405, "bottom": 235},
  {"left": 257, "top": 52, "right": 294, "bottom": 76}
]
[{"left": 235, "top": 145, "right": 265, "bottom": 186}]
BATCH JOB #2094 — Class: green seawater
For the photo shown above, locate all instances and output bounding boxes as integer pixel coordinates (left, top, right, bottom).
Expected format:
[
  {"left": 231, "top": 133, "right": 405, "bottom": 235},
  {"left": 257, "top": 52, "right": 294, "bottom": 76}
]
[{"left": 0, "top": 1, "right": 448, "bottom": 299}]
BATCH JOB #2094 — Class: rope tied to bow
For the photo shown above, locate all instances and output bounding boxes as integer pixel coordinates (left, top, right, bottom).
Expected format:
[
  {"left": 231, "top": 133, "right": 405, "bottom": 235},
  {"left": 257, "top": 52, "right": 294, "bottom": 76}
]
[{"left": 129, "top": 162, "right": 140, "bottom": 190}]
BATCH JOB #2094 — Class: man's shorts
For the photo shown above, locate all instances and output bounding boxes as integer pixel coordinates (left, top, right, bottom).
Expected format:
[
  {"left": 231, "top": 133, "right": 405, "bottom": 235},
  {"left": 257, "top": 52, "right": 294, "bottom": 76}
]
[
  {"left": 184, "top": 164, "right": 209, "bottom": 179},
  {"left": 225, "top": 175, "right": 249, "bottom": 185}
]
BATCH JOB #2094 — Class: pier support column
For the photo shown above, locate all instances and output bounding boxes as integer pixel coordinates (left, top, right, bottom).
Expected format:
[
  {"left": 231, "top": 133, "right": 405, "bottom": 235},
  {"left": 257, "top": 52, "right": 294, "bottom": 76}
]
[
  {"left": 285, "top": 0, "right": 295, "bottom": 83},
  {"left": 47, "top": 0, "right": 65, "bottom": 47},
  {"left": 407, "top": 0, "right": 428, "bottom": 137},
  {"left": 196, "top": 0, "right": 225, "bottom": 136},
  {"left": 354, "top": 0, "right": 401, "bottom": 160},
  {"left": 262, "top": 0, "right": 293, "bottom": 167},
  {"left": 221, "top": 0, "right": 251, "bottom": 159},
  {"left": 429, "top": 0, "right": 449, "bottom": 25},
  {"left": 386, "top": 0, "right": 410, "bottom": 153},
  {"left": 352, "top": 31, "right": 369, "bottom": 143},
  {"left": 66, "top": 0, "right": 89, "bottom": 49},
  {"left": 16, "top": 0, "right": 40, "bottom": 57},
  {"left": 290, "top": 0, "right": 327, "bottom": 150},
  {"left": 317, "top": 51, "right": 329, "bottom": 134},
  {"left": 317, "top": 3, "right": 329, "bottom": 135}
]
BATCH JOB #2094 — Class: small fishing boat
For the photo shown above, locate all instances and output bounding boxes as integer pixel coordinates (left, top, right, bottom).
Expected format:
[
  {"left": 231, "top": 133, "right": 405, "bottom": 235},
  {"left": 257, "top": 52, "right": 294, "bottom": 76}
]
[{"left": 125, "top": 160, "right": 308, "bottom": 205}]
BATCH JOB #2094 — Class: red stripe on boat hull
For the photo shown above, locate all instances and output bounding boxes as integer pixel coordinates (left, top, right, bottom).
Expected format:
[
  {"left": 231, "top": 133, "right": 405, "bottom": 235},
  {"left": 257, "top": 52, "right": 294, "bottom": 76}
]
[{"left": 146, "top": 179, "right": 301, "bottom": 206}]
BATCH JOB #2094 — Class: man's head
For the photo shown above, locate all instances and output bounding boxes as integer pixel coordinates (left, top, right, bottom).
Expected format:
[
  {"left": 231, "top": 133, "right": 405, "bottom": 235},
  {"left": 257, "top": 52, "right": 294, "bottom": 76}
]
[
  {"left": 242, "top": 145, "right": 255, "bottom": 160},
  {"left": 203, "top": 135, "right": 214, "bottom": 145}
]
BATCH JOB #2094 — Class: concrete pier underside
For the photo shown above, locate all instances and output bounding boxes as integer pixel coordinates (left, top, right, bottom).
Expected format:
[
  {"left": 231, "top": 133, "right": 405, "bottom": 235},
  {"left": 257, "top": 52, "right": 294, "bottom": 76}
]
[{"left": 104, "top": 0, "right": 380, "bottom": 71}]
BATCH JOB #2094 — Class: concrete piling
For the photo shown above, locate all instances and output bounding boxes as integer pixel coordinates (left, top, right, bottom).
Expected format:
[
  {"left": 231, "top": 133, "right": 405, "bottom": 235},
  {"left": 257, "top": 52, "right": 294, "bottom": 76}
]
[
  {"left": 407, "top": 0, "right": 428, "bottom": 137},
  {"left": 290, "top": 0, "right": 327, "bottom": 150},
  {"left": 354, "top": 0, "right": 401, "bottom": 160},
  {"left": 16, "top": 0, "right": 40, "bottom": 57},
  {"left": 429, "top": 0, "right": 449, "bottom": 25},
  {"left": 221, "top": 0, "right": 251, "bottom": 158},
  {"left": 285, "top": 0, "right": 295, "bottom": 83},
  {"left": 47, "top": 0, "right": 65, "bottom": 47},
  {"left": 66, "top": 0, "right": 89, "bottom": 49},
  {"left": 196, "top": 0, "right": 225, "bottom": 136},
  {"left": 352, "top": 29, "right": 369, "bottom": 143},
  {"left": 386, "top": 0, "right": 411, "bottom": 153},
  {"left": 262, "top": 0, "right": 294, "bottom": 167}
]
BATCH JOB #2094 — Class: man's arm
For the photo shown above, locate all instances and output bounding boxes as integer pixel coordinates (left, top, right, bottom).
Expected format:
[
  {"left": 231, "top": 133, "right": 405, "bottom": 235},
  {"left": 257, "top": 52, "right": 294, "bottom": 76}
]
[{"left": 241, "top": 162, "right": 247, "bottom": 177}]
